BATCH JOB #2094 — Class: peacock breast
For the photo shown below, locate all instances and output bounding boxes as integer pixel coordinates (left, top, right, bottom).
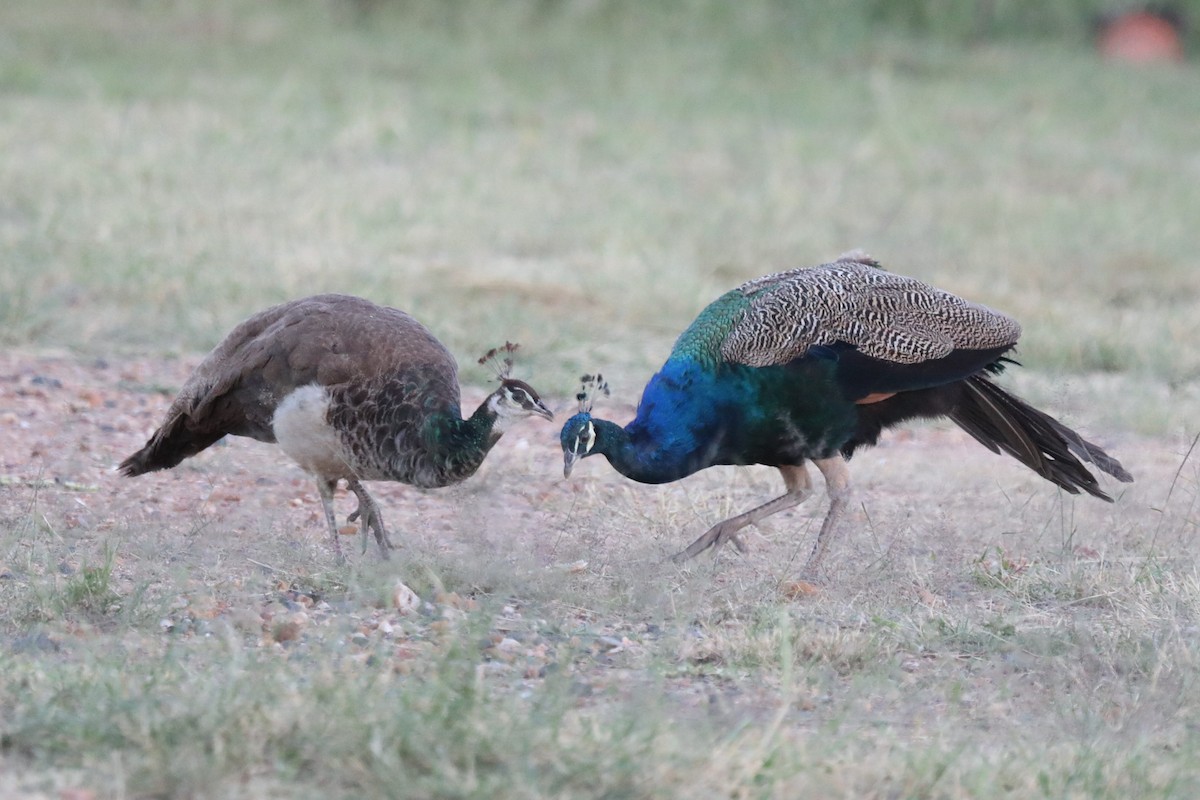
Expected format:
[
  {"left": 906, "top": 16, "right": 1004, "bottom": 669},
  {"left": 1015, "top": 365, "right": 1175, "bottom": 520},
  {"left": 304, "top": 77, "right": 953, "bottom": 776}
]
[
  {"left": 731, "top": 360, "right": 860, "bottom": 464},
  {"left": 631, "top": 357, "right": 859, "bottom": 471}
]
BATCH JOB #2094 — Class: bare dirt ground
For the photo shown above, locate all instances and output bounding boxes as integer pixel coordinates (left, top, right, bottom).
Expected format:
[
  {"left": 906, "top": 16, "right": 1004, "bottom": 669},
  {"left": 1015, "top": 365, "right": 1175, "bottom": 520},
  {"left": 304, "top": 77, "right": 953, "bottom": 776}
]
[
  {"left": 1, "top": 347, "right": 1177, "bottom": 599},
  {"left": 3, "top": 349, "right": 1197, "bottom": 797},
  {"left": 0, "top": 349, "right": 564, "bottom": 569}
]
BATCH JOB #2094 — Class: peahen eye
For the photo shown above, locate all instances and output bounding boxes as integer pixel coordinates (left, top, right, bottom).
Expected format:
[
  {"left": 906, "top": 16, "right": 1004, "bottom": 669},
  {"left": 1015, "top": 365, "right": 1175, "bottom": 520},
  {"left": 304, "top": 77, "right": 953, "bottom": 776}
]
[{"left": 509, "top": 388, "right": 528, "bottom": 403}]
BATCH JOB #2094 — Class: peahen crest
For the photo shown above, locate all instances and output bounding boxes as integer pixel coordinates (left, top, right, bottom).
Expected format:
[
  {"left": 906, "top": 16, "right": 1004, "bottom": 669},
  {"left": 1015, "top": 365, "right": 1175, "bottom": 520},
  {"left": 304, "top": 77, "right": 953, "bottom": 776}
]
[{"left": 478, "top": 342, "right": 521, "bottom": 380}]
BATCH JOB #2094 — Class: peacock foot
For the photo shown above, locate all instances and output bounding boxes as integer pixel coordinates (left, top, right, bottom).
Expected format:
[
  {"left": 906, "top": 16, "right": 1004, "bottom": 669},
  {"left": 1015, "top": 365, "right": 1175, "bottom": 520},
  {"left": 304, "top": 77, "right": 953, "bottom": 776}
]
[{"left": 671, "top": 521, "right": 750, "bottom": 564}]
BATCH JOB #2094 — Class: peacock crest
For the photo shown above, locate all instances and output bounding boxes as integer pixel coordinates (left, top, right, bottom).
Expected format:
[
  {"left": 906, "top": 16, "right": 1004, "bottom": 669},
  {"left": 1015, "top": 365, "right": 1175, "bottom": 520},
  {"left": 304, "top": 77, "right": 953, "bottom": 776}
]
[{"left": 575, "top": 373, "right": 610, "bottom": 414}]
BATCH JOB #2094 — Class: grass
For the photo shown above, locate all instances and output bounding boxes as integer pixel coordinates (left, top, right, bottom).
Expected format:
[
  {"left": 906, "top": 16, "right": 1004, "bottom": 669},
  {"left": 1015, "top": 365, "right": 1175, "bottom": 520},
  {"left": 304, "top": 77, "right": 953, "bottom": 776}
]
[
  {"left": 6, "top": 513, "right": 1200, "bottom": 798},
  {"left": 3, "top": 452, "right": 1200, "bottom": 797},
  {"left": 4, "top": 1, "right": 1200, "bottom": 399},
  {"left": 2, "top": 0, "right": 1200, "bottom": 797}
]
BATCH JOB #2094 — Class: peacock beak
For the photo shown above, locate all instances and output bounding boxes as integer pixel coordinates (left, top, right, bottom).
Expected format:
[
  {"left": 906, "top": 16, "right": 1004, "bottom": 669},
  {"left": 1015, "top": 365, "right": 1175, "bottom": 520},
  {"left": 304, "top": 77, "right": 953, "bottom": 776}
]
[{"left": 563, "top": 448, "right": 579, "bottom": 478}]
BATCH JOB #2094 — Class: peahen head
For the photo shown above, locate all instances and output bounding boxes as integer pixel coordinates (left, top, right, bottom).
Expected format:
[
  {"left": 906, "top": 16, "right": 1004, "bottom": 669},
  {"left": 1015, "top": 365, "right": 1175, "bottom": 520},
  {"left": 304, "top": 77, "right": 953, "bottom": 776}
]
[
  {"left": 478, "top": 343, "right": 553, "bottom": 428},
  {"left": 560, "top": 373, "right": 610, "bottom": 477},
  {"left": 490, "top": 378, "right": 554, "bottom": 424}
]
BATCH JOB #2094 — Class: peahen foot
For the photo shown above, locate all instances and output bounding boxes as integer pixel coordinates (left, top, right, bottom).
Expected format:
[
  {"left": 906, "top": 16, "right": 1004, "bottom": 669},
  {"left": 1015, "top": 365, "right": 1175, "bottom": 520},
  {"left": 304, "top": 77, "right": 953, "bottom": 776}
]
[
  {"left": 316, "top": 479, "right": 347, "bottom": 564},
  {"left": 347, "top": 479, "right": 395, "bottom": 558}
]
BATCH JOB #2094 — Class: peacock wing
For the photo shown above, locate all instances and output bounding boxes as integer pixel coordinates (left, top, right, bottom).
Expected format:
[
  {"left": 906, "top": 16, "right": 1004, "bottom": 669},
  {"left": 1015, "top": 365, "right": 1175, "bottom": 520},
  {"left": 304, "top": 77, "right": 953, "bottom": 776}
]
[{"left": 720, "top": 256, "right": 1021, "bottom": 370}]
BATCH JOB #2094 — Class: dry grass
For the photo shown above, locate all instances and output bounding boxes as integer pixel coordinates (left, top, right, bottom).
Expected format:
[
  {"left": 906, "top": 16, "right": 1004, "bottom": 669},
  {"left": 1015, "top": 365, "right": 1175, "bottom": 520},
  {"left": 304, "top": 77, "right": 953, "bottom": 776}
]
[
  {"left": 2, "top": 1, "right": 1200, "bottom": 797},
  {"left": 2, "top": 352, "right": 1198, "bottom": 797}
]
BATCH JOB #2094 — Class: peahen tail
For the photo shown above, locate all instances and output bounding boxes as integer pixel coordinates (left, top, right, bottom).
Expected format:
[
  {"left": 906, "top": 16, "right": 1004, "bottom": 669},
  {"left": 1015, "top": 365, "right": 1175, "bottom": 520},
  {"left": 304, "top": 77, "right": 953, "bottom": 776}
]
[
  {"left": 119, "top": 415, "right": 224, "bottom": 477},
  {"left": 949, "top": 375, "right": 1133, "bottom": 500}
]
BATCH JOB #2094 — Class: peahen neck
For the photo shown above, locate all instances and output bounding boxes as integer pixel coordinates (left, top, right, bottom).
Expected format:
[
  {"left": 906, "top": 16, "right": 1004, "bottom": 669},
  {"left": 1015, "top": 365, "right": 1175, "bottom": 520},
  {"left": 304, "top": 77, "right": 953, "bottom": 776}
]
[{"left": 421, "top": 398, "right": 505, "bottom": 486}]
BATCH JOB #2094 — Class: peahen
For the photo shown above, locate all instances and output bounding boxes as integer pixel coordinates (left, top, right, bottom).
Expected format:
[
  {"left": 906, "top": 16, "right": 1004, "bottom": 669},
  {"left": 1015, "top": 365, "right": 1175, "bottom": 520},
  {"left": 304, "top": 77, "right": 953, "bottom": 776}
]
[
  {"left": 560, "top": 253, "right": 1132, "bottom": 573},
  {"left": 121, "top": 294, "right": 553, "bottom": 560}
]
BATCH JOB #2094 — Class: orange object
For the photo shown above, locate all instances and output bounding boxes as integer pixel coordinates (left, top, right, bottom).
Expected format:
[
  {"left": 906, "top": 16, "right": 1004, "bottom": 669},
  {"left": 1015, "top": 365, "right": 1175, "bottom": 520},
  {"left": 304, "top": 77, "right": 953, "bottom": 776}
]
[
  {"left": 855, "top": 391, "right": 897, "bottom": 405},
  {"left": 1097, "top": 10, "right": 1184, "bottom": 63}
]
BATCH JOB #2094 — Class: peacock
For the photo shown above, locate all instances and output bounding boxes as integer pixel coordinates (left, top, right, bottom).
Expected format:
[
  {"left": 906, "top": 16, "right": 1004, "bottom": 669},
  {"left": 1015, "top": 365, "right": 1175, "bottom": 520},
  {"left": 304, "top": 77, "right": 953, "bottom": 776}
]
[
  {"left": 560, "top": 252, "right": 1132, "bottom": 573},
  {"left": 121, "top": 294, "right": 553, "bottom": 560}
]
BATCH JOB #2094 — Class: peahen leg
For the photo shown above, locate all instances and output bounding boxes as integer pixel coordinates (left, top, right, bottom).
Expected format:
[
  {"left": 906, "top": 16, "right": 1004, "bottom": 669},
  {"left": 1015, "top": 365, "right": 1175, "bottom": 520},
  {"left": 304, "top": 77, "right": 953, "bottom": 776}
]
[
  {"left": 672, "top": 463, "right": 814, "bottom": 563},
  {"left": 802, "top": 455, "right": 852, "bottom": 575},
  {"left": 346, "top": 478, "right": 395, "bottom": 559},
  {"left": 316, "top": 478, "right": 345, "bottom": 563}
]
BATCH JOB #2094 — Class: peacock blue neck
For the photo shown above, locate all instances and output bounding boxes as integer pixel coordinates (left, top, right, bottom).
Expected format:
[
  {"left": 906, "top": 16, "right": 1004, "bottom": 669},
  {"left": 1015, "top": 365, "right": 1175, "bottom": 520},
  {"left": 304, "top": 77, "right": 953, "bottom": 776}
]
[{"left": 587, "top": 356, "right": 857, "bottom": 484}]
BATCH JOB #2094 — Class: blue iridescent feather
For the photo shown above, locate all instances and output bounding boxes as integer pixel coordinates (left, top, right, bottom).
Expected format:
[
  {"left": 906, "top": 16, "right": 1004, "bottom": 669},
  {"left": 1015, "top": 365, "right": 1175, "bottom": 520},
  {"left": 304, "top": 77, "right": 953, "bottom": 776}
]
[{"left": 560, "top": 256, "right": 1133, "bottom": 570}]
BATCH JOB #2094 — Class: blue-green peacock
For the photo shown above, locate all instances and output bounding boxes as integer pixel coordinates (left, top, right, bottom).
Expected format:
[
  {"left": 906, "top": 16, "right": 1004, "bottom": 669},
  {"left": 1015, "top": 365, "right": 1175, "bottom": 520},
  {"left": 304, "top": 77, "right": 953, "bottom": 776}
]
[{"left": 560, "top": 252, "right": 1133, "bottom": 573}]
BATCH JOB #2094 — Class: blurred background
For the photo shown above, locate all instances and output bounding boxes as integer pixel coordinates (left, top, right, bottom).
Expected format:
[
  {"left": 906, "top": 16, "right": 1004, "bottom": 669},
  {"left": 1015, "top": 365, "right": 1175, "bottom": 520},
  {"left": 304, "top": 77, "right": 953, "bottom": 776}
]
[
  {"left": 1, "top": 8, "right": 1197, "bottom": 794},
  {"left": 2, "top": 0, "right": 1197, "bottom": 432}
]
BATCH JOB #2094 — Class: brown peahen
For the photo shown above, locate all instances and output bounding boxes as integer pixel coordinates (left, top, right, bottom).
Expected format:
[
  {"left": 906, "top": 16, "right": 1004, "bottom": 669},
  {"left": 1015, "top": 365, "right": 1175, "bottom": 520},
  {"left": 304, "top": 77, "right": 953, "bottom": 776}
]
[
  {"left": 121, "top": 294, "right": 553, "bottom": 559},
  {"left": 560, "top": 253, "right": 1132, "bottom": 574}
]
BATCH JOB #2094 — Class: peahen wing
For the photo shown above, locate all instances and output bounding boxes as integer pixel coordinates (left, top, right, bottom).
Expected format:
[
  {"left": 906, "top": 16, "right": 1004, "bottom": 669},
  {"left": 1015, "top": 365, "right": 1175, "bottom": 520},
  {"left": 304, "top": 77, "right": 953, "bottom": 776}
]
[{"left": 120, "top": 294, "right": 461, "bottom": 475}]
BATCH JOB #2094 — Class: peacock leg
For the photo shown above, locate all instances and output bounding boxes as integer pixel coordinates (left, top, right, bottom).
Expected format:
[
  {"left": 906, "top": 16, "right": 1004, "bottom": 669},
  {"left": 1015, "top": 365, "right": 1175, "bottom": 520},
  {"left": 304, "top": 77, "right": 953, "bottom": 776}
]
[
  {"left": 672, "top": 463, "right": 814, "bottom": 563},
  {"left": 316, "top": 478, "right": 345, "bottom": 563},
  {"left": 802, "top": 455, "right": 852, "bottom": 574},
  {"left": 346, "top": 478, "right": 394, "bottom": 558}
]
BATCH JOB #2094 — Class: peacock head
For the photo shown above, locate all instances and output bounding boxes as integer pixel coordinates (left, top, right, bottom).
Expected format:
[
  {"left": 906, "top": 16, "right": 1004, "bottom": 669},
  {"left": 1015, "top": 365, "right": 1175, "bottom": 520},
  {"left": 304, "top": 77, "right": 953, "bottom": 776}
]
[
  {"left": 560, "top": 413, "right": 596, "bottom": 477},
  {"left": 478, "top": 343, "right": 554, "bottom": 426},
  {"left": 560, "top": 373, "right": 609, "bottom": 478}
]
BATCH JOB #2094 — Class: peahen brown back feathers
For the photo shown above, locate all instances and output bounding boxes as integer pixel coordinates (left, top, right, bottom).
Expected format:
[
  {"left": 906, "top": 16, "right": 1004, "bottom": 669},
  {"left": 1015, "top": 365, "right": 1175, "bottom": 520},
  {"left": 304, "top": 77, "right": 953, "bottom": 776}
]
[{"left": 121, "top": 294, "right": 553, "bottom": 560}]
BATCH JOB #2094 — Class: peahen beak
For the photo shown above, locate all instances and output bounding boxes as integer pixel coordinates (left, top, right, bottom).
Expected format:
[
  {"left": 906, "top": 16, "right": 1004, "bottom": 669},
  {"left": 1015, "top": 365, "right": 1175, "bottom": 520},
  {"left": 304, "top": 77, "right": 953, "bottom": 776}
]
[{"left": 533, "top": 399, "right": 554, "bottom": 421}]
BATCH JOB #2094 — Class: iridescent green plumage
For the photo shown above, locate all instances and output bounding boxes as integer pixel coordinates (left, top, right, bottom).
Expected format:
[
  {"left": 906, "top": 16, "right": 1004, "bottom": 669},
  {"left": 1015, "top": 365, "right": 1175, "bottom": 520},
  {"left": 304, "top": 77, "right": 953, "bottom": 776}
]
[
  {"left": 669, "top": 289, "right": 751, "bottom": 367},
  {"left": 560, "top": 254, "right": 1132, "bottom": 574}
]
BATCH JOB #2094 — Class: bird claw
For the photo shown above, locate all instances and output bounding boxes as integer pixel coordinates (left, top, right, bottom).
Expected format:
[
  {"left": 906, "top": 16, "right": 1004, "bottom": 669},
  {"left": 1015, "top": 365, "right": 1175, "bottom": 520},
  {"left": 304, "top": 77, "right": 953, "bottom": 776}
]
[
  {"left": 672, "top": 523, "right": 749, "bottom": 563},
  {"left": 348, "top": 501, "right": 395, "bottom": 557}
]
